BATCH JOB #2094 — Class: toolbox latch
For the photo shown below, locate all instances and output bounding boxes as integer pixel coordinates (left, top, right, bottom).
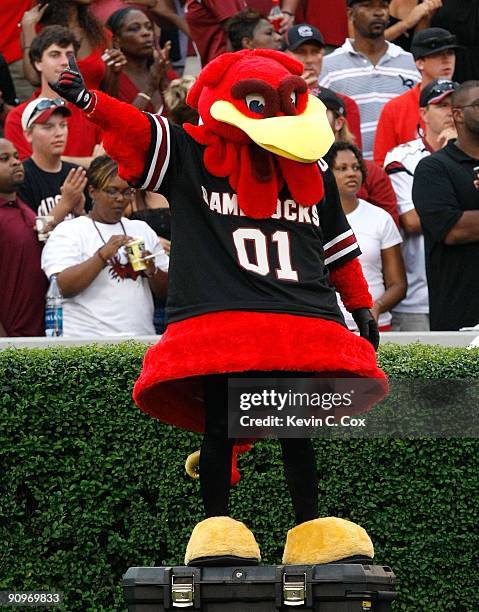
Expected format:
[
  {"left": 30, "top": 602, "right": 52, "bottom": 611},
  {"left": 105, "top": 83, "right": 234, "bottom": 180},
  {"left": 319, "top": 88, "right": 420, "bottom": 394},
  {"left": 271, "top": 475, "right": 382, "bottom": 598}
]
[
  {"left": 171, "top": 574, "right": 194, "bottom": 608},
  {"left": 283, "top": 572, "right": 306, "bottom": 606}
]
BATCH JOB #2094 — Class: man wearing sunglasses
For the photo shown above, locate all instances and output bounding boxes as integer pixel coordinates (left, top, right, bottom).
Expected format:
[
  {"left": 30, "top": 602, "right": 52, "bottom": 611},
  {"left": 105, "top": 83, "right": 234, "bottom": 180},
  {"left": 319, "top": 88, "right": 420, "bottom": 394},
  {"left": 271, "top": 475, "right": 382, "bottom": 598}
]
[
  {"left": 412, "top": 80, "right": 479, "bottom": 331},
  {"left": 4, "top": 26, "right": 102, "bottom": 166},
  {"left": 374, "top": 27, "right": 460, "bottom": 167},
  {"left": 384, "top": 79, "right": 458, "bottom": 332}
]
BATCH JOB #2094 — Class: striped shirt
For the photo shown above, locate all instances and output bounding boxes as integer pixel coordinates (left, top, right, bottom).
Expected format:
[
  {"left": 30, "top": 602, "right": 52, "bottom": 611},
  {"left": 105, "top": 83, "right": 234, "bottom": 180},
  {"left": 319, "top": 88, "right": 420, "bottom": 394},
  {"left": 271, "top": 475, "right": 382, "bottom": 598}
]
[{"left": 319, "top": 39, "right": 420, "bottom": 159}]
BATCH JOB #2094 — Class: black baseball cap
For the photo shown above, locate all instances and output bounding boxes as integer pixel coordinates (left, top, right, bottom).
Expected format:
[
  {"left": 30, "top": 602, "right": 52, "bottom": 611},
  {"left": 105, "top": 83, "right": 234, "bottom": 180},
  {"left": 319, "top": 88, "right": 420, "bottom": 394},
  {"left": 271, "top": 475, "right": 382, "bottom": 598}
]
[
  {"left": 419, "top": 79, "right": 459, "bottom": 108},
  {"left": 285, "top": 24, "right": 324, "bottom": 51},
  {"left": 411, "top": 28, "right": 460, "bottom": 60},
  {"left": 313, "top": 86, "right": 346, "bottom": 116}
]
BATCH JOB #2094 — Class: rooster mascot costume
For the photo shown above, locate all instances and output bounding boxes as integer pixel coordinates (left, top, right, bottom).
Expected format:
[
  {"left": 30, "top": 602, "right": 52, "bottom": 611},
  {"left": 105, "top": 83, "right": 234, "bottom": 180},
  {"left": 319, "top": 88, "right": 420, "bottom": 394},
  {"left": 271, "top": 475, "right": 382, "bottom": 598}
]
[{"left": 52, "top": 50, "right": 387, "bottom": 567}]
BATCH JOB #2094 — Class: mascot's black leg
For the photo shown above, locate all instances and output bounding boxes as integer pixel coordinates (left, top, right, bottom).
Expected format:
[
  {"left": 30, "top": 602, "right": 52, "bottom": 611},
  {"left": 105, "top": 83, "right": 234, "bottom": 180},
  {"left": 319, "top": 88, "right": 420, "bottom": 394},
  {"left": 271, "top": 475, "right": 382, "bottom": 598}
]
[
  {"left": 200, "top": 374, "right": 235, "bottom": 517},
  {"left": 186, "top": 375, "right": 260, "bottom": 568},
  {"left": 280, "top": 437, "right": 319, "bottom": 524}
]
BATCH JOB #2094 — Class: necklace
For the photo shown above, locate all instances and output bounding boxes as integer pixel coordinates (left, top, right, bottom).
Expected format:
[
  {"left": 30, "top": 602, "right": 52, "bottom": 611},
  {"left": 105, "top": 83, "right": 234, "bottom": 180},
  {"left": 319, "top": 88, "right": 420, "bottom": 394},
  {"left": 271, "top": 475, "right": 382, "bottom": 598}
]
[
  {"left": 91, "top": 217, "right": 127, "bottom": 240},
  {"left": 90, "top": 217, "right": 143, "bottom": 281}
]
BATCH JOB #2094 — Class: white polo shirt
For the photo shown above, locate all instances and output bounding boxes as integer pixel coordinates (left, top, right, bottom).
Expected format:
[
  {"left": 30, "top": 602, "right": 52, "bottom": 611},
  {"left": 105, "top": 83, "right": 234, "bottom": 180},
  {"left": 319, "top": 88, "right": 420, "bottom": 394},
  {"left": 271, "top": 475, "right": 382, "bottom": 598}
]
[{"left": 319, "top": 39, "right": 420, "bottom": 159}]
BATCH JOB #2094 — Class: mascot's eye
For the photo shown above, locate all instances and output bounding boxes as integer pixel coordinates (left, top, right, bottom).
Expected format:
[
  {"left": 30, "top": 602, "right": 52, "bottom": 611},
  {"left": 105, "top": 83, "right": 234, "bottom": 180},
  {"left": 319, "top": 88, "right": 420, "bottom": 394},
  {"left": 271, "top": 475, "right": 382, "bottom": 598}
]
[
  {"left": 245, "top": 93, "right": 266, "bottom": 115},
  {"left": 290, "top": 91, "right": 297, "bottom": 106}
]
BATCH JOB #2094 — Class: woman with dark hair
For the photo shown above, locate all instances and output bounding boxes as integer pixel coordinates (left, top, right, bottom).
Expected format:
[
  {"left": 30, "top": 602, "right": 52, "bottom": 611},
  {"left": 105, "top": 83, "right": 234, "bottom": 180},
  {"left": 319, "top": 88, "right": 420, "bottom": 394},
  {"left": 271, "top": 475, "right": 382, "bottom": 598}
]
[
  {"left": 326, "top": 142, "right": 406, "bottom": 331},
  {"left": 20, "top": 0, "right": 126, "bottom": 91},
  {"left": 41, "top": 155, "right": 169, "bottom": 337},
  {"left": 226, "top": 8, "right": 282, "bottom": 52},
  {"left": 106, "top": 7, "right": 175, "bottom": 114}
]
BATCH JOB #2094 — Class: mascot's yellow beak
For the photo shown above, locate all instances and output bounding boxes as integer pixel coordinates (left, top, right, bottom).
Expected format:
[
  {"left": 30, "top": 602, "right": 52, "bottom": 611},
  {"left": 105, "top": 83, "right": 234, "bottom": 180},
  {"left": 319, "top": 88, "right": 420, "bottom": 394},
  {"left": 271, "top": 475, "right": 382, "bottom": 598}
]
[{"left": 210, "top": 94, "right": 334, "bottom": 163}]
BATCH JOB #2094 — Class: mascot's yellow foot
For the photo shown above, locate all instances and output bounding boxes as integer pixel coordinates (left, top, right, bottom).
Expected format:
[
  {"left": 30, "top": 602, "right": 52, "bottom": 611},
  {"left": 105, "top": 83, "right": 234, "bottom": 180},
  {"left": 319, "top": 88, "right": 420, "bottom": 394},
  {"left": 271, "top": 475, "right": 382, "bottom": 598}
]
[
  {"left": 282, "top": 517, "right": 374, "bottom": 565},
  {"left": 185, "top": 517, "right": 261, "bottom": 567}
]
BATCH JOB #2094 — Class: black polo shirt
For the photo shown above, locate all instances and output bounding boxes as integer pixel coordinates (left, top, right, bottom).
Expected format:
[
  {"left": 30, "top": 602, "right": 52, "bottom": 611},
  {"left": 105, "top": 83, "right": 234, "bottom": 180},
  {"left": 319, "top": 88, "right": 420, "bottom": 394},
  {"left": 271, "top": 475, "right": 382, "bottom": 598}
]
[{"left": 412, "top": 140, "right": 479, "bottom": 330}]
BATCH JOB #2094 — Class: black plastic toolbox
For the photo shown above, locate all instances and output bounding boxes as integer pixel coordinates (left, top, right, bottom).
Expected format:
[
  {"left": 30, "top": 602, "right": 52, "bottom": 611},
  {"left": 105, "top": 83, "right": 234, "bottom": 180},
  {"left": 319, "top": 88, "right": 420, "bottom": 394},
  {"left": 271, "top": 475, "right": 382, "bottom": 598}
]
[{"left": 123, "top": 563, "right": 396, "bottom": 611}]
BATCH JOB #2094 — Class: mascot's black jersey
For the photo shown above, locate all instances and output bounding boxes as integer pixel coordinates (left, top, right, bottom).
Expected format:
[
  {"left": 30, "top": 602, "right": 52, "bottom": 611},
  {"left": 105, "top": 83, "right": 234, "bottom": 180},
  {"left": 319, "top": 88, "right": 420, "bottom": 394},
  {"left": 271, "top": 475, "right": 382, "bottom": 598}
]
[{"left": 137, "top": 115, "right": 361, "bottom": 325}]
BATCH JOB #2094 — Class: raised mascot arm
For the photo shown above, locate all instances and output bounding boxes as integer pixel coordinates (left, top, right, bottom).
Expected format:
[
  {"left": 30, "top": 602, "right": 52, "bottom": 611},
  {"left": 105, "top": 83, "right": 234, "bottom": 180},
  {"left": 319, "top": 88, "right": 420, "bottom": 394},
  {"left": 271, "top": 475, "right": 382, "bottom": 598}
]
[{"left": 50, "top": 56, "right": 152, "bottom": 185}]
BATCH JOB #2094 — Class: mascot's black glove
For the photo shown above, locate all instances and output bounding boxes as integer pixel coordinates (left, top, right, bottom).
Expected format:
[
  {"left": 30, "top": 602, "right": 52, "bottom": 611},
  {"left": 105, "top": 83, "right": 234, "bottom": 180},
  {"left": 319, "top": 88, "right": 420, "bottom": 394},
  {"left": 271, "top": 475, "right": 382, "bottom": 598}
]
[
  {"left": 352, "top": 308, "right": 380, "bottom": 351},
  {"left": 49, "top": 55, "right": 93, "bottom": 110}
]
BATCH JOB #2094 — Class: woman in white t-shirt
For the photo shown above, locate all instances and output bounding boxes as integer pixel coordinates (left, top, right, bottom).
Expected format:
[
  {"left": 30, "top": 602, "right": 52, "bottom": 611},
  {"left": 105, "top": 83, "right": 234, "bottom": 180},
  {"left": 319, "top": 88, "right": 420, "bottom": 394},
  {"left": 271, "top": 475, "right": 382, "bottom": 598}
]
[
  {"left": 326, "top": 142, "right": 406, "bottom": 331},
  {"left": 41, "top": 155, "right": 169, "bottom": 337}
]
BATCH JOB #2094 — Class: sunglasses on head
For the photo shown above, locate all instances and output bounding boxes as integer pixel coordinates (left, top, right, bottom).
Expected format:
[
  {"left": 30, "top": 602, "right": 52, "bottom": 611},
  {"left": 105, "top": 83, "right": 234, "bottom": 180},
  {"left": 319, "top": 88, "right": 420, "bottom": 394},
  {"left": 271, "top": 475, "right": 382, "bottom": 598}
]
[
  {"left": 33, "top": 98, "right": 66, "bottom": 113},
  {"left": 429, "top": 81, "right": 459, "bottom": 97}
]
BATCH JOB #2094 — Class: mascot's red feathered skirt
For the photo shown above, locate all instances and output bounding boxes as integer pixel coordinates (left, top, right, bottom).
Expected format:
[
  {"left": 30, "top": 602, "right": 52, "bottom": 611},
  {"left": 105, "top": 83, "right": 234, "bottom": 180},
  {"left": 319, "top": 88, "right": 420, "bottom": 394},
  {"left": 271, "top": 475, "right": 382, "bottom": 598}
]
[{"left": 133, "top": 310, "right": 388, "bottom": 433}]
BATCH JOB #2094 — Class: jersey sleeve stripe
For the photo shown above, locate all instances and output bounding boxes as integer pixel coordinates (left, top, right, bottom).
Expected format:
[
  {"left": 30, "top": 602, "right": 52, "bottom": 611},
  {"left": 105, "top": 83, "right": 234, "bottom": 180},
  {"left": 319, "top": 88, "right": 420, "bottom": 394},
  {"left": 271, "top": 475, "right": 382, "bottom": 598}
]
[
  {"left": 325, "top": 242, "right": 360, "bottom": 266},
  {"left": 324, "top": 233, "right": 358, "bottom": 258},
  {"left": 138, "top": 114, "right": 170, "bottom": 191},
  {"left": 323, "top": 228, "right": 354, "bottom": 251},
  {"left": 150, "top": 115, "right": 171, "bottom": 191},
  {"left": 385, "top": 161, "right": 413, "bottom": 176}
]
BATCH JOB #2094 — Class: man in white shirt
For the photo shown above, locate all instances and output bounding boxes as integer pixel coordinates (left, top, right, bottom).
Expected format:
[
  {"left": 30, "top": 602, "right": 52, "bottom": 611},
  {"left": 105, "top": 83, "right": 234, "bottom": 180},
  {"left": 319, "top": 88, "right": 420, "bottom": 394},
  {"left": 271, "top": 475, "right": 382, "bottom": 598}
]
[{"left": 384, "top": 79, "right": 458, "bottom": 331}]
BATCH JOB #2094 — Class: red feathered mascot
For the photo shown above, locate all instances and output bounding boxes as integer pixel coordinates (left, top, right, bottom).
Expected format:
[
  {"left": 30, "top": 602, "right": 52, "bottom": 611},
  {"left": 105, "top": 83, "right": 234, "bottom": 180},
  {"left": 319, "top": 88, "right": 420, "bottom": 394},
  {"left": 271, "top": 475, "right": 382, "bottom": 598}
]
[{"left": 52, "top": 50, "right": 387, "bottom": 566}]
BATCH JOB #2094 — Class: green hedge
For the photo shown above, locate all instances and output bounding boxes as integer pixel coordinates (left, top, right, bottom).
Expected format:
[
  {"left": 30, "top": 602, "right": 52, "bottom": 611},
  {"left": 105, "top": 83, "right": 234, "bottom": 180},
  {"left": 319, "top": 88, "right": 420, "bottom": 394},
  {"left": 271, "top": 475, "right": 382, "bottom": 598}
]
[{"left": 0, "top": 343, "right": 478, "bottom": 611}]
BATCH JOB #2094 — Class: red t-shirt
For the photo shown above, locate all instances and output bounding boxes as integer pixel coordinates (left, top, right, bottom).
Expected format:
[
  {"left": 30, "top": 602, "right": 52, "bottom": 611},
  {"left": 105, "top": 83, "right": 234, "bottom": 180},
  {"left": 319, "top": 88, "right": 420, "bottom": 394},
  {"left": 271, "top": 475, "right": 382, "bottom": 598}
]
[
  {"left": 338, "top": 93, "right": 363, "bottom": 151},
  {"left": 373, "top": 83, "right": 422, "bottom": 167},
  {"left": 0, "top": 196, "right": 48, "bottom": 336},
  {"left": 0, "top": 1, "right": 33, "bottom": 64},
  {"left": 245, "top": 0, "right": 349, "bottom": 46},
  {"left": 117, "top": 69, "right": 179, "bottom": 114},
  {"left": 185, "top": 0, "right": 246, "bottom": 66},
  {"left": 91, "top": 0, "right": 127, "bottom": 22},
  {"left": 91, "top": 0, "right": 147, "bottom": 23},
  {"left": 358, "top": 160, "right": 400, "bottom": 227},
  {"left": 4, "top": 96, "right": 102, "bottom": 161},
  {"left": 295, "top": 0, "right": 348, "bottom": 47},
  {"left": 78, "top": 38, "right": 112, "bottom": 90},
  {"left": 247, "top": 0, "right": 273, "bottom": 16}
]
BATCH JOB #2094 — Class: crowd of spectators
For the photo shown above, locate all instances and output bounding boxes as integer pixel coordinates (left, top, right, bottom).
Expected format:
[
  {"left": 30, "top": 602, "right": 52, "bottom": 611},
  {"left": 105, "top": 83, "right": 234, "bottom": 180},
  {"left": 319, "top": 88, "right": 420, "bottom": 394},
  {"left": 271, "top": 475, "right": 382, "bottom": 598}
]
[{"left": 1, "top": 0, "right": 479, "bottom": 337}]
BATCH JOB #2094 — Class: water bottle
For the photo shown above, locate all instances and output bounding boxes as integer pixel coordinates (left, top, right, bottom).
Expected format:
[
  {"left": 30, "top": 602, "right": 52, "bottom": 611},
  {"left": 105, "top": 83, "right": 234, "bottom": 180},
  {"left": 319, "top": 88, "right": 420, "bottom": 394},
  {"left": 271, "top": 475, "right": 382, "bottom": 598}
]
[
  {"left": 45, "top": 275, "right": 63, "bottom": 337},
  {"left": 268, "top": 0, "right": 282, "bottom": 33}
]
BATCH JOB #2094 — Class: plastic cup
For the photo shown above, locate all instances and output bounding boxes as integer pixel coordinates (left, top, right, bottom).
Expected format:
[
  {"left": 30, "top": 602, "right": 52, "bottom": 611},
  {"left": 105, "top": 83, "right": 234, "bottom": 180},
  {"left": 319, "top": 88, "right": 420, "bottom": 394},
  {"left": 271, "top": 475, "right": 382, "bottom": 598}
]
[
  {"left": 126, "top": 238, "right": 147, "bottom": 271},
  {"left": 35, "top": 215, "right": 54, "bottom": 242}
]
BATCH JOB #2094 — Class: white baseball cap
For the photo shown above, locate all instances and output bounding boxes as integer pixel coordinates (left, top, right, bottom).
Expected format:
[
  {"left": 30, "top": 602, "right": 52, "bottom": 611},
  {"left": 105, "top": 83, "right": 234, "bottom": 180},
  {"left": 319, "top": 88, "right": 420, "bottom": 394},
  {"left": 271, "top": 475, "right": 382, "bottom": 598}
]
[{"left": 21, "top": 97, "right": 71, "bottom": 131}]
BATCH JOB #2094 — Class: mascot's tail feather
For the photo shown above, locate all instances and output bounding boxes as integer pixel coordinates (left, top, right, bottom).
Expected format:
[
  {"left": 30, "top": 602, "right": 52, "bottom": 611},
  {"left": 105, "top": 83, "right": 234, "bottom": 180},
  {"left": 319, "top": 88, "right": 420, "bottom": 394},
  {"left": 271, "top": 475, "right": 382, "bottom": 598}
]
[
  {"left": 185, "top": 444, "right": 253, "bottom": 485},
  {"left": 231, "top": 443, "right": 253, "bottom": 485}
]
